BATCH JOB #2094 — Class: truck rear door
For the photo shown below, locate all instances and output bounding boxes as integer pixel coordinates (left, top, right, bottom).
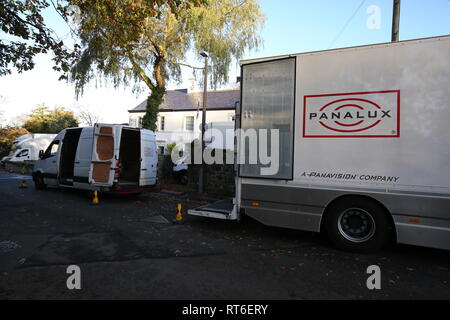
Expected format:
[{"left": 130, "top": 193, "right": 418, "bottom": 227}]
[
  {"left": 139, "top": 129, "right": 157, "bottom": 186},
  {"left": 89, "top": 124, "right": 119, "bottom": 187}
]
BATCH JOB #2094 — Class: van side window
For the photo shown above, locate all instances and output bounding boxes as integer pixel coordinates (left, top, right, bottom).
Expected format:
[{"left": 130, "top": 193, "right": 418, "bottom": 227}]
[{"left": 43, "top": 140, "right": 60, "bottom": 158}]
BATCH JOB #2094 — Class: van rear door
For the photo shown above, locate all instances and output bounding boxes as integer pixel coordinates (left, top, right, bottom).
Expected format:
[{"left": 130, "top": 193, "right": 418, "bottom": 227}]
[
  {"left": 139, "top": 129, "right": 157, "bottom": 186},
  {"left": 89, "top": 124, "right": 119, "bottom": 187}
]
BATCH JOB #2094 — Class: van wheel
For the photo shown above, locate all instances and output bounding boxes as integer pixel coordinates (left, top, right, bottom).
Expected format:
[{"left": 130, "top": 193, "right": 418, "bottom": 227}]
[
  {"left": 34, "top": 173, "right": 46, "bottom": 190},
  {"left": 179, "top": 174, "right": 188, "bottom": 185},
  {"left": 324, "top": 198, "right": 392, "bottom": 252}
]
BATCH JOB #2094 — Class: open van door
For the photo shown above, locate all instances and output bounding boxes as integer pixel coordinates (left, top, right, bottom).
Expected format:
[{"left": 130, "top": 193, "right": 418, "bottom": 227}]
[
  {"left": 140, "top": 129, "right": 157, "bottom": 186},
  {"left": 89, "top": 124, "right": 118, "bottom": 187}
]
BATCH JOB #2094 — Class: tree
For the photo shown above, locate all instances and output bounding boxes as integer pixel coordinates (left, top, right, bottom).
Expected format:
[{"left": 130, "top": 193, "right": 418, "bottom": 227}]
[
  {"left": 23, "top": 105, "right": 78, "bottom": 133},
  {"left": 0, "top": 0, "right": 78, "bottom": 77},
  {"left": 75, "top": 104, "right": 100, "bottom": 126},
  {"left": 68, "top": 0, "right": 265, "bottom": 130},
  {"left": 0, "top": 126, "right": 29, "bottom": 158},
  {"left": 0, "top": 0, "right": 204, "bottom": 77},
  {"left": 0, "top": 95, "right": 5, "bottom": 127}
]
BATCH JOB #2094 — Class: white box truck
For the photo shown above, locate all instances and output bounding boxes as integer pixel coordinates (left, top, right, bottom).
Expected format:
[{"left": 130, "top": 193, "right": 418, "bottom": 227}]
[
  {"left": 32, "top": 124, "right": 158, "bottom": 193},
  {"left": 189, "top": 35, "right": 450, "bottom": 252},
  {"left": 3, "top": 134, "right": 56, "bottom": 163}
]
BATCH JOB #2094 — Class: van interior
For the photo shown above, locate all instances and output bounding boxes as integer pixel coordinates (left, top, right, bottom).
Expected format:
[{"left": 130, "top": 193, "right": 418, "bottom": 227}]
[
  {"left": 118, "top": 128, "right": 141, "bottom": 185},
  {"left": 59, "top": 128, "right": 82, "bottom": 185},
  {"left": 58, "top": 127, "right": 141, "bottom": 187}
]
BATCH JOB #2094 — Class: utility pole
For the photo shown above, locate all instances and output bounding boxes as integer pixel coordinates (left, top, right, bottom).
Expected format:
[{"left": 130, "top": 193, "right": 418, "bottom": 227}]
[
  {"left": 198, "top": 51, "right": 209, "bottom": 193},
  {"left": 391, "top": 0, "right": 401, "bottom": 41}
]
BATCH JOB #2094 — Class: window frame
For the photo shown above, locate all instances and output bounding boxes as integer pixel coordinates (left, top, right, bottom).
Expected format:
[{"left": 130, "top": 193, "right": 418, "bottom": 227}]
[
  {"left": 43, "top": 140, "right": 60, "bottom": 159},
  {"left": 184, "top": 116, "right": 195, "bottom": 132},
  {"left": 160, "top": 116, "right": 165, "bottom": 131}
]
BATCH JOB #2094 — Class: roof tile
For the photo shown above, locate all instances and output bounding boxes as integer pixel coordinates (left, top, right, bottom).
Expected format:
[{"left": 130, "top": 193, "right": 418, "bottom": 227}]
[{"left": 129, "top": 89, "right": 239, "bottom": 112}]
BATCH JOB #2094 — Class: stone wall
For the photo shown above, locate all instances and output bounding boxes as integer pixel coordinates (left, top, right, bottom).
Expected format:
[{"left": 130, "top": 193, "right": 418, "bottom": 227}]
[
  {"left": 157, "top": 148, "right": 236, "bottom": 198},
  {"left": 186, "top": 163, "right": 235, "bottom": 198},
  {"left": 186, "top": 148, "right": 236, "bottom": 198},
  {"left": 157, "top": 154, "right": 174, "bottom": 183}
]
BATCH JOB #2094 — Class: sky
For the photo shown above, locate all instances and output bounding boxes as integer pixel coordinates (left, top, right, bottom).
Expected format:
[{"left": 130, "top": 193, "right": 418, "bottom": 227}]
[{"left": 1, "top": 0, "right": 449, "bottom": 126}]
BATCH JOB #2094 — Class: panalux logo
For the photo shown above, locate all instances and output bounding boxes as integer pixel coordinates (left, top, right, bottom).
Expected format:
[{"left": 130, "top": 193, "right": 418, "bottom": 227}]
[{"left": 303, "top": 90, "right": 400, "bottom": 138}]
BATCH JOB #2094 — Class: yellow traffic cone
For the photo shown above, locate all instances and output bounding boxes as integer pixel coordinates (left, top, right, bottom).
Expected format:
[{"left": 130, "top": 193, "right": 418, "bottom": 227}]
[
  {"left": 19, "top": 176, "right": 28, "bottom": 189},
  {"left": 174, "top": 203, "right": 183, "bottom": 223},
  {"left": 91, "top": 190, "right": 100, "bottom": 205}
]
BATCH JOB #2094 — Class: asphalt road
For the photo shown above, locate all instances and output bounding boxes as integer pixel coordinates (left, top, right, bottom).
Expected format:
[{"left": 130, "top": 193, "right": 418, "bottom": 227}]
[{"left": 0, "top": 170, "right": 449, "bottom": 299}]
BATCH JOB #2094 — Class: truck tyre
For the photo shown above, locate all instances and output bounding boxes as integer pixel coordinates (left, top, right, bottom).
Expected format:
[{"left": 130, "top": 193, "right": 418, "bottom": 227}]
[
  {"left": 325, "top": 198, "right": 392, "bottom": 252},
  {"left": 33, "top": 173, "right": 46, "bottom": 190}
]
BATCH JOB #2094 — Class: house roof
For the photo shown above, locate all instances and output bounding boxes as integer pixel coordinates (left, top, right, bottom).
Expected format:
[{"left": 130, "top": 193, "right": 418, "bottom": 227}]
[{"left": 128, "top": 89, "right": 240, "bottom": 113}]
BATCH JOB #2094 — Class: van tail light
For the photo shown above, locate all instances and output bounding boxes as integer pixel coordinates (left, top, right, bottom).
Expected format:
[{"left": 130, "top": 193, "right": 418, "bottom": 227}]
[{"left": 114, "top": 161, "right": 121, "bottom": 180}]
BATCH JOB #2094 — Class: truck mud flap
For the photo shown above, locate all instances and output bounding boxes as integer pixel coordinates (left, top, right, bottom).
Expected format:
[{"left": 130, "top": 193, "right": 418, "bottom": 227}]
[{"left": 188, "top": 198, "right": 237, "bottom": 220}]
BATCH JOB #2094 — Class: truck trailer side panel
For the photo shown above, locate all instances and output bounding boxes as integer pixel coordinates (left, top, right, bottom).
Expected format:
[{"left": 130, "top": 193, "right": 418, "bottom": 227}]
[{"left": 239, "top": 36, "right": 450, "bottom": 250}]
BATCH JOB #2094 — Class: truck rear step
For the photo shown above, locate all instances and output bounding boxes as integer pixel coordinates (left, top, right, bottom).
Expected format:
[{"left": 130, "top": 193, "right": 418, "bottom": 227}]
[{"left": 188, "top": 198, "right": 237, "bottom": 220}]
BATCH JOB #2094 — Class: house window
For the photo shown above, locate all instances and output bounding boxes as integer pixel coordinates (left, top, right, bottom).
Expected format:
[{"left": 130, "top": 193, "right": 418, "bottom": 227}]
[
  {"left": 160, "top": 116, "right": 165, "bottom": 131},
  {"left": 138, "top": 117, "right": 143, "bottom": 128},
  {"left": 185, "top": 116, "right": 194, "bottom": 131}
]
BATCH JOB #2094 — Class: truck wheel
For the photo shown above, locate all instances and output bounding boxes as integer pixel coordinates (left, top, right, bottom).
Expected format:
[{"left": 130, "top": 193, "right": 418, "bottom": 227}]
[
  {"left": 34, "top": 173, "right": 46, "bottom": 190},
  {"left": 325, "top": 198, "right": 392, "bottom": 252}
]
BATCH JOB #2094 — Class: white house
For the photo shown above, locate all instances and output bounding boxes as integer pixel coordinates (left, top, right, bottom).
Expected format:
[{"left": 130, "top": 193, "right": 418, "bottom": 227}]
[{"left": 128, "top": 88, "right": 239, "bottom": 153}]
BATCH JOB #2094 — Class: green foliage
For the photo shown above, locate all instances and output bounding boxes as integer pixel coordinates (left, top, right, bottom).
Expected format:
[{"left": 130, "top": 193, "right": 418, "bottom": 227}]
[
  {"left": 68, "top": 0, "right": 210, "bottom": 94},
  {"left": 0, "top": 0, "right": 210, "bottom": 80},
  {"left": 166, "top": 142, "right": 177, "bottom": 153},
  {"left": 70, "top": 0, "right": 264, "bottom": 91},
  {"left": 23, "top": 105, "right": 79, "bottom": 133},
  {"left": 142, "top": 86, "right": 165, "bottom": 131},
  {"left": 0, "top": 126, "right": 29, "bottom": 158},
  {"left": 0, "top": 0, "right": 78, "bottom": 77}
]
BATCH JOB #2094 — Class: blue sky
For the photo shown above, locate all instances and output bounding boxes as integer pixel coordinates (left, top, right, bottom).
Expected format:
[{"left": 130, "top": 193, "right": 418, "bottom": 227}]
[
  {"left": 255, "top": 0, "right": 450, "bottom": 57},
  {"left": 1, "top": 0, "right": 449, "bottom": 125}
]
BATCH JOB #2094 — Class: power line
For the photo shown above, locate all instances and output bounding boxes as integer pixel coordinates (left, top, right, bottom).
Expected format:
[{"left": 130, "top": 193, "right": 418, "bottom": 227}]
[{"left": 328, "top": 0, "right": 367, "bottom": 49}]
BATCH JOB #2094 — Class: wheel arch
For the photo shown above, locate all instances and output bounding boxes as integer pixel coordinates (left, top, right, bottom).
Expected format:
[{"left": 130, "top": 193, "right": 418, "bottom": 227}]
[
  {"left": 32, "top": 168, "right": 44, "bottom": 178},
  {"left": 319, "top": 194, "right": 397, "bottom": 241}
]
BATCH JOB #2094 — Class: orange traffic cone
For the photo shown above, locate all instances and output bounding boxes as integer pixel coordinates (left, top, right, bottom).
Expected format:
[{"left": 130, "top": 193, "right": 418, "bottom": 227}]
[
  {"left": 173, "top": 203, "right": 184, "bottom": 224},
  {"left": 91, "top": 191, "right": 100, "bottom": 205},
  {"left": 19, "top": 176, "right": 28, "bottom": 189}
]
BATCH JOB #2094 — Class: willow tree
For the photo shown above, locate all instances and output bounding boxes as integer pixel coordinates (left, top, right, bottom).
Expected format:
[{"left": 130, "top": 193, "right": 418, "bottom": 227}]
[{"left": 68, "top": 0, "right": 265, "bottom": 130}]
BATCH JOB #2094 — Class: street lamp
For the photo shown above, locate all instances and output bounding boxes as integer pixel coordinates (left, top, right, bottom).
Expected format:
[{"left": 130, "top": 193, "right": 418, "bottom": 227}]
[{"left": 198, "top": 51, "right": 209, "bottom": 194}]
